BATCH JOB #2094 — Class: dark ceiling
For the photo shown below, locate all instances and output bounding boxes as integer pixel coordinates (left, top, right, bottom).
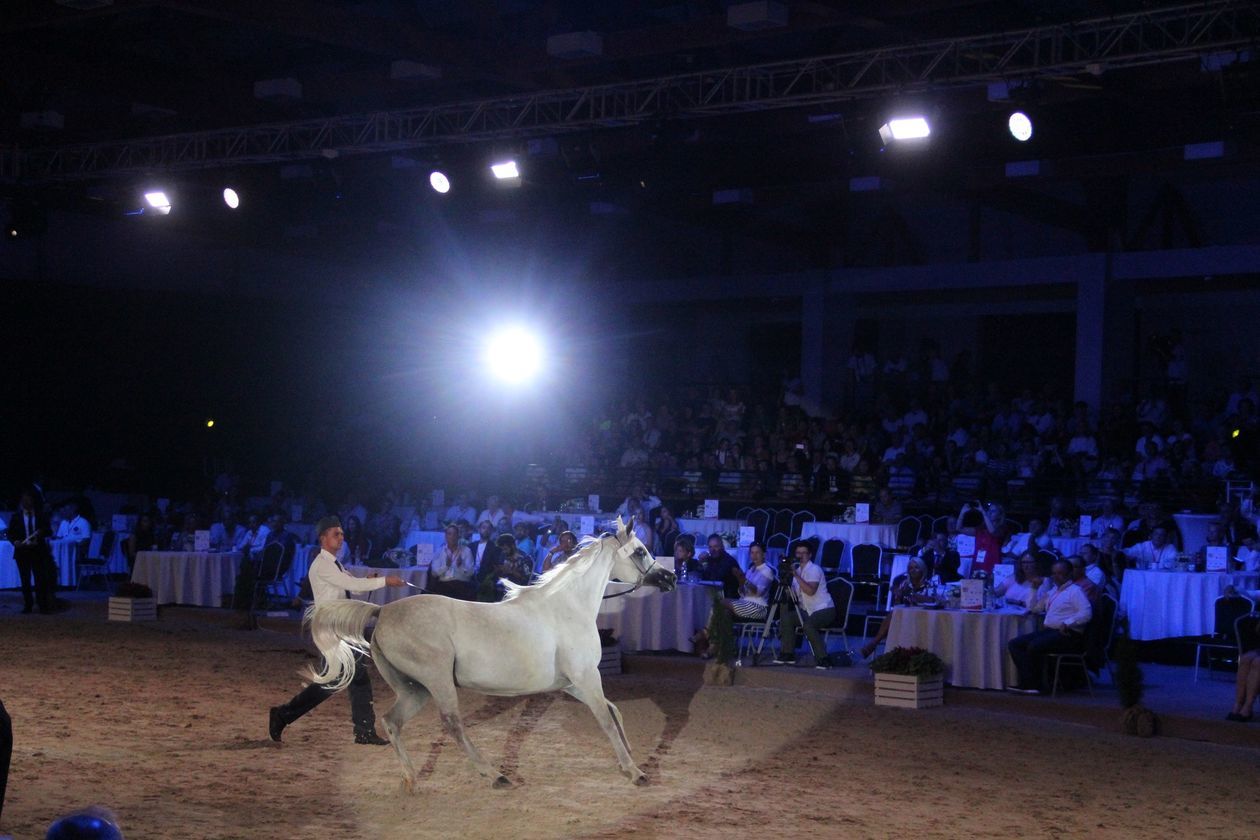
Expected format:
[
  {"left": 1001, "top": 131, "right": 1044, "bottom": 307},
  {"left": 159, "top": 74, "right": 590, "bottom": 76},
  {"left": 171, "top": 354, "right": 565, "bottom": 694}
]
[{"left": 2, "top": 1, "right": 1259, "bottom": 275}]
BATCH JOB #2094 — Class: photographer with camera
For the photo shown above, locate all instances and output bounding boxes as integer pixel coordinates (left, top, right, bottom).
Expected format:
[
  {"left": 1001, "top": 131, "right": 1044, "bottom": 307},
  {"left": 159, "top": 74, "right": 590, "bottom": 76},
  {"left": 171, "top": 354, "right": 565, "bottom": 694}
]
[{"left": 773, "top": 541, "right": 836, "bottom": 669}]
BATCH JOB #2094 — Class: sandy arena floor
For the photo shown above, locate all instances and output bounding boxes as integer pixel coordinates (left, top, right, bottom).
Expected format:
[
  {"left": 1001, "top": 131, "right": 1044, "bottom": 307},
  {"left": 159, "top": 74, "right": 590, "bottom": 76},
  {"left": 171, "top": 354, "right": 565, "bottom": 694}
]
[{"left": 2, "top": 607, "right": 1259, "bottom": 839}]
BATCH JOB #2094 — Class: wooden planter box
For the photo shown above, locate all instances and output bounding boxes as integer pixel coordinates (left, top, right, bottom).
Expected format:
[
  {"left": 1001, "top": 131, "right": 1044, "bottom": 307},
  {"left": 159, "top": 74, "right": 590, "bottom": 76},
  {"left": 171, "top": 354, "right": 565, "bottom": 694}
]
[
  {"left": 108, "top": 597, "right": 157, "bottom": 622},
  {"left": 598, "top": 644, "right": 622, "bottom": 676},
  {"left": 873, "top": 673, "right": 943, "bottom": 709}
]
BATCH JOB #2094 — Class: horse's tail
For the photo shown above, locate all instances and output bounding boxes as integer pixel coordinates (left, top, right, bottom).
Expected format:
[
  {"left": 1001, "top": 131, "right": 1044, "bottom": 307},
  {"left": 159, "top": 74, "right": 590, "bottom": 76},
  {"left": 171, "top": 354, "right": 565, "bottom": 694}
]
[{"left": 303, "top": 600, "right": 381, "bottom": 691}]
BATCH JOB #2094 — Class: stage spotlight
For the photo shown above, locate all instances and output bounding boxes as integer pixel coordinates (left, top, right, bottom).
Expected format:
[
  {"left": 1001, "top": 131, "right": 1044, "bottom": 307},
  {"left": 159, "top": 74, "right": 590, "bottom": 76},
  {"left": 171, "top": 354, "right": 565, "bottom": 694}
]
[
  {"left": 491, "top": 160, "right": 520, "bottom": 180},
  {"left": 878, "top": 116, "right": 931, "bottom": 145},
  {"left": 206, "top": 419, "right": 215, "bottom": 428},
  {"left": 429, "top": 170, "right": 451, "bottom": 193},
  {"left": 484, "top": 327, "right": 542, "bottom": 383},
  {"left": 1008, "top": 111, "right": 1033, "bottom": 142},
  {"left": 222, "top": 187, "right": 241, "bottom": 209},
  {"left": 144, "top": 190, "right": 172, "bottom": 214}
]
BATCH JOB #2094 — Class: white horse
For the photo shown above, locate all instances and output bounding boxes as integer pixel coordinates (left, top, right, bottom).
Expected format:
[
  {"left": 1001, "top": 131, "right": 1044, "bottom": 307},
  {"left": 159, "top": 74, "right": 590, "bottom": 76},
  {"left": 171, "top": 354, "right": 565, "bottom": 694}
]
[{"left": 304, "top": 516, "right": 676, "bottom": 790}]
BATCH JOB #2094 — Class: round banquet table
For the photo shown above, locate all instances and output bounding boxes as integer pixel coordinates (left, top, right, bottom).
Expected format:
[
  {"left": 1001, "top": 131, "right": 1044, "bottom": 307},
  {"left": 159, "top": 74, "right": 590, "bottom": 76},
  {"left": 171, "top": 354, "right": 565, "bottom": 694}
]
[
  {"left": 1119, "top": 569, "right": 1260, "bottom": 640},
  {"left": 1050, "top": 535, "right": 1092, "bottom": 556},
  {"left": 678, "top": 518, "right": 748, "bottom": 542},
  {"left": 597, "top": 581, "right": 717, "bottom": 653},
  {"left": 1172, "top": 513, "right": 1218, "bottom": 555},
  {"left": 131, "top": 551, "right": 243, "bottom": 607},
  {"left": 885, "top": 606, "right": 1041, "bottom": 690},
  {"left": 799, "top": 521, "right": 898, "bottom": 573},
  {"left": 0, "top": 541, "right": 16, "bottom": 588},
  {"left": 346, "top": 564, "right": 429, "bottom": 606}
]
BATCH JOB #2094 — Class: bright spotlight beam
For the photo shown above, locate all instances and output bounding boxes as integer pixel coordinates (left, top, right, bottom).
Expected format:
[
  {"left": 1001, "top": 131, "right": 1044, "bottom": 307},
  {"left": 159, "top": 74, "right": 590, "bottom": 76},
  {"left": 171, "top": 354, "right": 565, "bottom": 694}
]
[
  {"left": 491, "top": 160, "right": 520, "bottom": 180},
  {"left": 144, "top": 190, "right": 172, "bottom": 214},
  {"left": 1008, "top": 111, "right": 1033, "bottom": 142},
  {"left": 429, "top": 170, "right": 451, "bottom": 193},
  {"left": 878, "top": 117, "right": 931, "bottom": 145},
  {"left": 484, "top": 327, "right": 542, "bottom": 384},
  {"left": 223, "top": 187, "right": 241, "bottom": 208}
]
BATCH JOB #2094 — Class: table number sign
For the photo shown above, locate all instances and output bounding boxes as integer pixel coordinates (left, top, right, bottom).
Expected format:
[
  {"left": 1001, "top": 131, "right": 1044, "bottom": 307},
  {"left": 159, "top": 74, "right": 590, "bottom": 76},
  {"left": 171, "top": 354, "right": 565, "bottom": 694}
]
[
  {"left": 1205, "top": 545, "right": 1228, "bottom": 572},
  {"left": 955, "top": 533, "right": 976, "bottom": 559},
  {"left": 1078, "top": 515, "right": 1092, "bottom": 537},
  {"left": 960, "top": 579, "right": 985, "bottom": 610},
  {"left": 414, "top": 543, "right": 434, "bottom": 568},
  {"left": 703, "top": 499, "right": 720, "bottom": 519},
  {"left": 579, "top": 515, "right": 596, "bottom": 536},
  {"left": 738, "top": 526, "right": 755, "bottom": 547},
  {"left": 194, "top": 530, "right": 211, "bottom": 552},
  {"left": 855, "top": 503, "right": 870, "bottom": 524},
  {"left": 992, "top": 563, "right": 1015, "bottom": 592}
]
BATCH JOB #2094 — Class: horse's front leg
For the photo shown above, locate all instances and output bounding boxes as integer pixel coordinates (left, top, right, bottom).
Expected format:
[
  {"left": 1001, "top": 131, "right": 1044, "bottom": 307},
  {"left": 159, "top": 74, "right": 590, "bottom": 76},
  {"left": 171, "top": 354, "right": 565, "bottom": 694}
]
[{"left": 565, "top": 672, "right": 646, "bottom": 785}]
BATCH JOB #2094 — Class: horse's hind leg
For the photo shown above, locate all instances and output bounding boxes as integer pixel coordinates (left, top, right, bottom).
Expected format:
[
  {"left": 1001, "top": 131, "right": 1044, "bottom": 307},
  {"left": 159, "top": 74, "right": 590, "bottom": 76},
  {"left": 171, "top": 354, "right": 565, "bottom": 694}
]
[
  {"left": 565, "top": 672, "right": 646, "bottom": 785},
  {"left": 427, "top": 683, "right": 509, "bottom": 788},
  {"left": 372, "top": 642, "right": 431, "bottom": 793}
]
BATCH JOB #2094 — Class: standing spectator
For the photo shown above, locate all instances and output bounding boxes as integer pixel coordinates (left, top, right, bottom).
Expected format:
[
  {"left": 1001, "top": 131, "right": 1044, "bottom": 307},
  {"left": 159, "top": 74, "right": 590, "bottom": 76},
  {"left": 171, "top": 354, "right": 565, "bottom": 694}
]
[
  {"left": 9, "top": 489, "right": 55, "bottom": 613},
  {"left": 55, "top": 501, "right": 91, "bottom": 541}
]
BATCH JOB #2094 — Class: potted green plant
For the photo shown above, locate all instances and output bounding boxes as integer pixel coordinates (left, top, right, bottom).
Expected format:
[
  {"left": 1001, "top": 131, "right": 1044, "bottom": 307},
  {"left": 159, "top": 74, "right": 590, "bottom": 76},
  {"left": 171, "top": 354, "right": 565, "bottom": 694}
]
[
  {"left": 870, "top": 646, "right": 945, "bottom": 708},
  {"left": 108, "top": 581, "right": 157, "bottom": 622}
]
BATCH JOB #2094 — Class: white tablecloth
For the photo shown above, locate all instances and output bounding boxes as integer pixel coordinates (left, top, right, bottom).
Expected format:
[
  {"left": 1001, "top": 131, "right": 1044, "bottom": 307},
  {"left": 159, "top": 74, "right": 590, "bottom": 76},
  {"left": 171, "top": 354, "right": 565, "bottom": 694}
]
[
  {"left": 50, "top": 538, "right": 89, "bottom": 586},
  {"left": 346, "top": 564, "right": 429, "bottom": 606},
  {"left": 132, "top": 551, "right": 243, "bottom": 607},
  {"left": 1172, "top": 513, "right": 1218, "bottom": 555},
  {"left": 1050, "top": 535, "right": 1092, "bottom": 556},
  {"left": 678, "top": 518, "right": 747, "bottom": 541},
  {"left": 799, "top": 522, "right": 898, "bottom": 573},
  {"left": 401, "top": 529, "right": 448, "bottom": 551},
  {"left": 1120, "top": 569, "right": 1260, "bottom": 640},
  {"left": 598, "top": 582, "right": 717, "bottom": 653},
  {"left": 885, "top": 606, "right": 1040, "bottom": 689},
  {"left": 0, "top": 541, "right": 16, "bottom": 588}
]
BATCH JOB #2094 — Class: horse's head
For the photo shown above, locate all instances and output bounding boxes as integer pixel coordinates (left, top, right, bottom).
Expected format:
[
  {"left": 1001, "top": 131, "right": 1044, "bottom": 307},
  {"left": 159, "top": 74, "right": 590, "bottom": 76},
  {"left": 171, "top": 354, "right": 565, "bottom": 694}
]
[{"left": 612, "top": 515, "right": 676, "bottom": 592}]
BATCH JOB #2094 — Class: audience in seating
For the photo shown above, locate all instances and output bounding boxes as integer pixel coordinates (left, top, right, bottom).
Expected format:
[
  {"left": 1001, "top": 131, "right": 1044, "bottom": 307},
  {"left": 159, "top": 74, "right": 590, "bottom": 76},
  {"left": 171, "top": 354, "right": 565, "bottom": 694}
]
[
  {"left": 1226, "top": 613, "right": 1260, "bottom": 722},
  {"left": 1007, "top": 559, "right": 1092, "bottom": 694},
  {"left": 429, "top": 524, "right": 477, "bottom": 600},
  {"left": 696, "top": 533, "right": 743, "bottom": 598}
]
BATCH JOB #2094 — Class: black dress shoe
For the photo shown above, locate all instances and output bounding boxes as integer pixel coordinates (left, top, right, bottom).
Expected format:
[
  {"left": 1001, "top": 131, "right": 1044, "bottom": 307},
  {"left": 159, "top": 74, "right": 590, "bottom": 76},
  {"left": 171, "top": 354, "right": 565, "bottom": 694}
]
[
  {"left": 268, "top": 707, "right": 286, "bottom": 742},
  {"left": 354, "top": 732, "right": 390, "bottom": 745}
]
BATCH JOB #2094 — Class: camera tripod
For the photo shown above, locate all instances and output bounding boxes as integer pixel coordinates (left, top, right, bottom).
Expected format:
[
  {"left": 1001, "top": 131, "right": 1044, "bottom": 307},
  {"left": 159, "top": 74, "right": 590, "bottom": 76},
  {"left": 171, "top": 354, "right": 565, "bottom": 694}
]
[{"left": 739, "top": 574, "right": 805, "bottom": 666}]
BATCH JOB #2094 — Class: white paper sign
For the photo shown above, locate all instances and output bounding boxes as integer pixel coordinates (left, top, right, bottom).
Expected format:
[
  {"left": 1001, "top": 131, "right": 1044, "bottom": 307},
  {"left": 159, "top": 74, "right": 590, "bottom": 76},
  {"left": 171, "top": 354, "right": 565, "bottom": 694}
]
[
  {"left": 955, "top": 533, "right": 976, "bottom": 558},
  {"left": 703, "top": 499, "right": 719, "bottom": 519},
  {"left": 588, "top": 494, "right": 600, "bottom": 512},
  {"left": 738, "top": 526, "right": 755, "bottom": 547},
  {"left": 855, "top": 503, "right": 870, "bottom": 524},
  {"left": 1078, "top": 515, "right": 1093, "bottom": 537},
  {"left": 112, "top": 514, "right": 130, "bottom": 533},
  {"left": 415, "top": 543, "right": 434, "bottom": 568},
  {"left": 194, "top": 530, "right": 211, "bottom": 552},
  {"left": 960, "top": 579, "right": 985, "bottom": 610},
  {"left": 992, "top": 563, "right": 1016, "bottom": 592},
  {"left": 431, "top": 488, "right": 445, "bottom": 507},
  {"left": 1205, "top": 545, "right": 1228, "bottom": 571},
  {"left": 579, "top": 515, "right": 596, "bottom": 536},
  {"left": 290, "top": 504, "right": 303, "bottom": 523}
]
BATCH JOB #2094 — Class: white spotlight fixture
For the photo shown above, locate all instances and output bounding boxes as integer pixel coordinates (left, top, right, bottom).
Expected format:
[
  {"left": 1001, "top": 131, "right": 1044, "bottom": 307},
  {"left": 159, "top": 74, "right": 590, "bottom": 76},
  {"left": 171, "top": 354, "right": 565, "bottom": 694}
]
[
  {"left": 429, "top": 170, "right": 451, "bottom": 193},
  {"left": 484, "top": 327, "right": 543, "bottom": 383},
  {"left": 878, "top": 116, "right": 931, "bottom": 145},
  {"left": 490, "top": 160, "right": 520, "bottom": 180},
  {"left": 1008, "top": 111, "right": 1033, "bottom": 142},
  {"left": 144, "top": 190, "right": 172, "bottom": 214},
  {"left": 222, "top": 187, "right": 241, "bottom": 209}
]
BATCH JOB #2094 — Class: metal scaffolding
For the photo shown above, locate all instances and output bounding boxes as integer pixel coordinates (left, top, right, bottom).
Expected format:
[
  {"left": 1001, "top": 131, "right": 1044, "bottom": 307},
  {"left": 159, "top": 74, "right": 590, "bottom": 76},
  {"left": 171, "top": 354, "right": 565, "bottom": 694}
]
[{"left": 4, "top": 0, "right": 1258, "bottom": 182}]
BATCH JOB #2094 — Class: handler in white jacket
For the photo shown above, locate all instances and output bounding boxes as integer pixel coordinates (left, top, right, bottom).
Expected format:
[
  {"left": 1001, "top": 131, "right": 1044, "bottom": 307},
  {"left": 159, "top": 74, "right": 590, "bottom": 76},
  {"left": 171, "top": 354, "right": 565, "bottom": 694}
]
[{"left": 268, "top": 515, "right": 405, "bottom": 745}]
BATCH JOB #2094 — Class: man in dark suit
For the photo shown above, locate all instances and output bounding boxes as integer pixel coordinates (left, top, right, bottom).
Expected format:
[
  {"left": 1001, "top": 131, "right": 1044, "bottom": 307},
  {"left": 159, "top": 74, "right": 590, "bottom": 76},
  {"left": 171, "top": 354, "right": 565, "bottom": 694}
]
[
  {"left": 469, "top": 519, "right": 502, "bottom": 586},
  {"left": 9, "top": 488, "right": 56, "bottom": 613}
]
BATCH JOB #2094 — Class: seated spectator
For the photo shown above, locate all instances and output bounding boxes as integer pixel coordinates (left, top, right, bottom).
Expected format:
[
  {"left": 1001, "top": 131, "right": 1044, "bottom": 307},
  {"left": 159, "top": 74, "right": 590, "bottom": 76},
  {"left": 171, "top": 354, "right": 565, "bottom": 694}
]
[
  {"left": 343, "top": 515, "right": 370, "bottom": 563},
  {"left": 615, "top": 484, "right": 661, "bottom": 518},
  {"left": 169, "top": 513, "right": 201, "bottom": 551},
  {"left": 693, "top": 542, "right": 775, "bottom": 656},
  {"left": 654, "top": 507, "right": 680, "bottom": 555},
  {"left": 861, "top": 556, "right": 934, "bottom": 657},
  {"left": 1236, "top": 537, "right": 1259, "bottom": 572},
  {"left": 513, "top": 521, "right": 536, "bottom": 558},
  {"left": 260, "top": 514, "right": 298, "bottom": 579},
  {"left": 366, "top": 499, "right": 401, "bottom": 552},
  {"left": 443, "top": 493, "right": 478, "bottom": 526},
  {"left": 773, "top": 541, "right": 836, "bottom": 669},
  {"left": 1195, "top": 522, "right": 1233, "bottom": 568},
  {"left": 478, "top": 495, "right": 506, "bottom": 527},
  {"left": 872, "top": 486, "right": 903, "bottom": 524},
  {"left": 1123, "top": 525, "right": 1177, "bottom": 569},
  {"left": 210, "top": 513, "right": 245, "bottom": 552},
  {"left": 1096, "top": 527, "right": 1126, "bottom": 582},
  {"left": 429, "top": 524, "right": 477, "bottom": 600},
  {"left": 919, "top": 529, "right": 961, "bottom": 583},
  {"left": 696, "top": 534, "right": 743, "bottom": 598},
  {"left": 124, "top": 513, "right": 157, "bottom": 570},
  {"left": 1079, "top": 544, "right": 1111, "bottom": 595},
  {"left": 997, "top": 552, "right": 1048, "bottom": 609},
  {"left": 1226, "top": 613, "right": 1260, "bottom": 722},
  {"left": 1007, "top": 559, "right": 1092, "bottom": 694},
  {"left": 541, "top": 530, "right": 579, "bottom": 573},
  {"left": 55, "top": 502, "right": 91, "bottom": 541},
  {"left": 1066, "top": 554, "right": 1098, "bottom": 601},
  {"left": 813, "top": 455, "right": 846, "bottom": 501},
  {"left": 1090, "top": 498, "right": 1126, "bottom": 538},
  {"left": 477, "top": 534, "right": 533, "bottom": 602}
]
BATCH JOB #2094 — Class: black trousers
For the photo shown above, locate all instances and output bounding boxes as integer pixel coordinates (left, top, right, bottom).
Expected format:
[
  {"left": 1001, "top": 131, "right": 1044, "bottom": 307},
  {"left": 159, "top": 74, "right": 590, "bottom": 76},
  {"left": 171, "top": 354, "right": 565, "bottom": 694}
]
[
  {"left": 14, "top": 546, "right": 56, "bottom": 611},
  {"left": 0, "top": 698, "right": 11, "bottom": 822},
  {"left": 275, "top": 650, "right": 377, "bottom": 737},
  {"left": 1008, "top": 628, "right": 1085, "bottom": 691}
]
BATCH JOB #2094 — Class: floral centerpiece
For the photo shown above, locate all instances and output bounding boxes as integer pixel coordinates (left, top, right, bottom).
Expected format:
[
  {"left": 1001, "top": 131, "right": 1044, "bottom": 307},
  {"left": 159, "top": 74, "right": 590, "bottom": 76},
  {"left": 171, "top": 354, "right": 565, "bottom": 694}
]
[{"left": 870, "top": 646, "right": 944, "bottom": 709}]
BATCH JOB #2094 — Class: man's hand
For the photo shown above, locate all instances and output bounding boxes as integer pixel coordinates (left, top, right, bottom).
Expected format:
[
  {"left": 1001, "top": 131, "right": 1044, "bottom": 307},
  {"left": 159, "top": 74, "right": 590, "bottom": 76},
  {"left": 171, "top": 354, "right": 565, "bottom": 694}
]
[{"left": 385, "top": 575, "right": 406, "bottom": 587}]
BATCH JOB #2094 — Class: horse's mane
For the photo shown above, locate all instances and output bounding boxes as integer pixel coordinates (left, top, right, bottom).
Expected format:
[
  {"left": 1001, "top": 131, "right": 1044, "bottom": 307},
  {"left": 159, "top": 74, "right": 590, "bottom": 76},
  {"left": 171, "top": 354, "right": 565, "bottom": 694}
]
[{"left": 500, "top": 534, "right": 610, "bottom": 602}]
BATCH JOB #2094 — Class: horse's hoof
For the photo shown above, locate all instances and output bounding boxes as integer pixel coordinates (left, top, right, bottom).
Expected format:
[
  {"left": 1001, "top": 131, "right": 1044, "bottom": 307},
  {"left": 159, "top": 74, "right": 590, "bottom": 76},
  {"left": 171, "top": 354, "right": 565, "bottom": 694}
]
[
  {"left": 493, "top": 774, "right": 513, "bottom": 789},
  {"left": 402, "top": 777, "right": 416, "bottom": 795},
  {"left": 631, "top": 771, "right": 648, "bottom": 786}
]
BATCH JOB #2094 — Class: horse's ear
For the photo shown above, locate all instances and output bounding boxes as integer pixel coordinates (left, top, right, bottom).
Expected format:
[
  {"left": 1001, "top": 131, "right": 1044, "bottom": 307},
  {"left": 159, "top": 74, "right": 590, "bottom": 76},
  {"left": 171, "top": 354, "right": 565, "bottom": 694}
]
[{"left": 614, "top": 515, "right": 626, "bottom": 535}]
